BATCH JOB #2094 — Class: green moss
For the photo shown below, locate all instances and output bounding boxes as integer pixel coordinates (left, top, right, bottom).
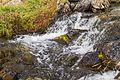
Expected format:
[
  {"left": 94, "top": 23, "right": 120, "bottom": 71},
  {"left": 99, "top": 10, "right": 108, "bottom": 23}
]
[
  {"left": 54, "top": 34, "right": 70, "bottom": 44},
  {"left": 0, "top": 0, "right": 57, "bottom": 38}
]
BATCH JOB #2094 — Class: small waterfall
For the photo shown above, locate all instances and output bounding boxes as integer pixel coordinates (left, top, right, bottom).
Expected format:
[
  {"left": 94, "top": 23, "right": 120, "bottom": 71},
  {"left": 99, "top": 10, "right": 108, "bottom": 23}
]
[
  {"left": 14, "top": 12, "right": 100, "bottom": 54},
  {"left": 10, "top": 12, "right": 116, "bottom": 80},
  {"left": 12, "top": 12, "right": 100, "bottom": 63}
]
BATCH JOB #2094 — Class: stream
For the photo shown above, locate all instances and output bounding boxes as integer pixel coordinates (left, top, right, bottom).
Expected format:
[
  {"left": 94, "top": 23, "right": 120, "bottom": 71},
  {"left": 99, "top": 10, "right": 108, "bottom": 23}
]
[{"left": 9, "top": 11, "right": 120, "bottom": 80}]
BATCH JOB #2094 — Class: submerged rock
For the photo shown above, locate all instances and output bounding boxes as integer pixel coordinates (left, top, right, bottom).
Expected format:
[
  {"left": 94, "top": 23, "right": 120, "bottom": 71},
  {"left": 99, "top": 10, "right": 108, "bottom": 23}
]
[{"left": 53, "top": 29, "right": 87, "bottom": 45}]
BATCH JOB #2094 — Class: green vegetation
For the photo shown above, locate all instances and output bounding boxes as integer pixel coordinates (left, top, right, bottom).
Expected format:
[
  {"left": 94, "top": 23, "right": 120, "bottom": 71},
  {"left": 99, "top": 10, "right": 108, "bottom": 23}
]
[
  {"left": 54, "top": 34, "right": 70, "bottom": 44},
  {"left": 97, "top": 52, "right": 104, "bottom": 60},
  {"left": 0, "top": 0, "right": 57, "bottom": 38}
]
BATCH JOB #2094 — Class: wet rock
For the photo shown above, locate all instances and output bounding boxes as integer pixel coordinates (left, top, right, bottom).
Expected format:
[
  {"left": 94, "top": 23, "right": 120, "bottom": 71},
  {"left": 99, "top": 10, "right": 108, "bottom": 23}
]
[
  {"left": 53, "top": 29, "right": 87, "bottom": 45},
  {"left": 0, "top": 52, "right": 4, "bottom": 59},
  {"left": 102, "top": 40, "right": 120, "bottom": 60},
  {"left": 78, "top": 51, "right": 117, "bottom": 72},
  {"left": 0, "top": 72, "right": 13, "bottom": 80},
  {"left": 0, "top": 69, "right": 19, "bottom": 80},
  {"left": 58, "top": 0, "right": 111, "bottom": 12},
  {"left": 79, "top": 52, "right": 99, "bottom": 68},
  {"left": 26, "top": 77, "right": 33, "bottom": 80},
  {"left": 110, "top": 0, "right": 120, "bottom": 3},
  {"left": 21, "top": 53, "right": 34, "bottom": 65},
  {"left": 0, "top": 43, "right": 39, "bottom": 80},
  {"left": 91, "top": 0, "right": 110, "bottom": 10},
  {"left": 74, "top": 0, "right": 92, "bottom": 12},
  {"left": 26, "top": 77, "right": 43, "bottom": 80},
  {"left": 55, "top": 53, "right": 80, "bottom": 67},
  {"left": 114, "top": 72, "right": 120, "bottom": 79},
  {"left": 57, "top": 0, "right": 71, "bottom": 14},
  {"left": 68, "top": 0, "right": 79, "bottom": 3},
  {"left": 95, "top": 7, "right": 120, "bottom": 51},
  {"left": 53, "top": 34, "right": 70, "bottom": 45},
  {"left": 95, "top": 19, "right": 120, "bottom": 52}
]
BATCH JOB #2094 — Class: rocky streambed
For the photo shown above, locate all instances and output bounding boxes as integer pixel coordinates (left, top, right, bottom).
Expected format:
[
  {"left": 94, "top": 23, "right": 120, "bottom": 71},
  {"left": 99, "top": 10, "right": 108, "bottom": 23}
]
[{"left": 0, "top": 2, "right": 120, "bottom": 80}]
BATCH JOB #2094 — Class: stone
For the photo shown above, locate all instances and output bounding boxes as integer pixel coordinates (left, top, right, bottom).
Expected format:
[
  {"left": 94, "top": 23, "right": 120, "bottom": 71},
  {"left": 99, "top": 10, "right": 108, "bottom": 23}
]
[
  {"left": 110, "top": 0, "right": 120, "bottom": 3},
  {"left": 0, "top": 70, "right": 13, "bottom": 80},
  {"left": 68, "top": 0, "right": 79, "bottom": 3},
  {"left": 91, "top": 0, "right": 110, "bottom": 9},
  {"left": 53, "top": 29, "right": 87, "bottom": 45},
  {"left": 26, "top": 77, "right": 33, "bottom": 80},
  {"left": 114, "top": 72, "right": 120, "bottom": 79},
  {"left": 74, "top": 0, "right": 92, "bottom": 12},
  {"left": 21, "top": 53, "right": 34, "bottom": 65},
  {"left": 56, "top": 53, "right": 80, "bottom": 67},
  {"left": 10, "top": 64, "right": 25, "bottom": 73},
  {"left": 0, "top": 52, "right": 4, "bottom": 59},
  {"left": 54, "top": 34, "right": 70, "bottom": 45},
  {"left": 102, "top": 40, "right": 120, "bottom": 60},
  {"left": 0, "top": 43, "right": 38, "bottom": 80}
]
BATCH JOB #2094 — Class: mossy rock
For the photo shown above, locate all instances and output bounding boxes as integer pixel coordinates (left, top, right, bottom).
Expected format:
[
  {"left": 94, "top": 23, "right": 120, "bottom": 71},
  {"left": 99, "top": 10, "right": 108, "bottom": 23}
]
[
  {"left": 0, "top": 42, "right": 33, "bottom": 67},
  {"left": 53, "top": 34, "right": 70, "bottom": 45},
  {"left": 21, "top": 53, "right": 34, "bottom": 65},
  {"left": 53, "top": 29, "right": 86, "bottom": 45},
  {"left": 0, "top": 42, "right": 38, "bottom": 80},
  {"left": 0, "top": 72, "right": 13, "bottom": 80}
]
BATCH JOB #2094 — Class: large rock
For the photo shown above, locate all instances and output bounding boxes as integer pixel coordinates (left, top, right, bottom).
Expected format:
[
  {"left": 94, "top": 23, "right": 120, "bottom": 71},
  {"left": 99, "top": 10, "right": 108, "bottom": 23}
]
[
  {"left": 55, "top": 53, "right": 80, "bottom": 67},
  {"left": 53, "top": 29, "right": 87, "bottom": 45},
  {"left": 72, "top": 0, "right": 92, "bottom": 12},
  {"left": 0, "top": 43, "right": 39, "bottom": 80},
  {"left": 58, "top": 0, "right": 110, "bottom": 12},
  {"left": 78, "top": 51, "right": 117, "bottom": 72},
  {"left": 91, "top": 0, "right": 110, "bottom": 10}
]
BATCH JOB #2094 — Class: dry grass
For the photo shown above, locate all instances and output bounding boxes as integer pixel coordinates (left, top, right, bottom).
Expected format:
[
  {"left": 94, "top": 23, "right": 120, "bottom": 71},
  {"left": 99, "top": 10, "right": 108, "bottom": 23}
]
[{"left": 0, "top": 0, "right": 57, "bottom": 38}]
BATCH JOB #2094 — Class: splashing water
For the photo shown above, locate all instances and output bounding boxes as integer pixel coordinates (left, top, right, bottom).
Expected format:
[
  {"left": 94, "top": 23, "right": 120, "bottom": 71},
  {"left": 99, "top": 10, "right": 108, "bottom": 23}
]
[
  {"left": 9, "top": 12, "right": 117, "bottom": 80},
  {"left": 79, "top": 71, "right": 119, "bottom": 80}
]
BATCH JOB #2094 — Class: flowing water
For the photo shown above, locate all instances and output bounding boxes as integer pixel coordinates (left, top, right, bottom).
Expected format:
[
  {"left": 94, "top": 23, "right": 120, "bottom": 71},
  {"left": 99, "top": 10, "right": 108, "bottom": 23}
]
[{"left": 10, "top": 12, "right": 118, "bottom": 80}]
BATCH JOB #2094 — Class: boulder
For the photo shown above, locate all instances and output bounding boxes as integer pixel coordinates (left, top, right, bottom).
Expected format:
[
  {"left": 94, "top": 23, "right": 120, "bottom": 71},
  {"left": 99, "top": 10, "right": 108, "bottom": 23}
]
[
  {"left": 78, "top": 51, "right": 117, "bottom": 72},
  {"left": 58, "top": 0, "right": 110, "bottom": 12},
  {"left": 55, "top": 53, "right": 80, "bottom": 67},
  {"left": 91, "top": 0, "right": 110, "bottom": 10},
  {"left": 0, "top": 43, "right": 39, "bottom": 80},
  {"left": 53, "top": 29, "right": 87, "bottom": 45},
  {"left": 68, "top": 0, "right": 79, "bottom": 3},
  {"left": 21, "top": 53, "right": 34, "bottom": 65},
  {"left": 72, "top": 0, "right": 92, "bottom": 12}
]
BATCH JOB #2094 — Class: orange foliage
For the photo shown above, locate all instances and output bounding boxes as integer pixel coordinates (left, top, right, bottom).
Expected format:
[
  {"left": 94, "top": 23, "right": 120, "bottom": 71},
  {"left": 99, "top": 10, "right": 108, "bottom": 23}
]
[{"left": 34, "top": 0, "right": 57, "bottom": 32}]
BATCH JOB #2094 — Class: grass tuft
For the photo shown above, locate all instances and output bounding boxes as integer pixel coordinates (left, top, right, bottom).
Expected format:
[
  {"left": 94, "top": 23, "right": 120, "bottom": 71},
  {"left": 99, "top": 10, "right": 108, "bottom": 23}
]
[{"left": 0, "top": 0, "right": 57, "bottom": 38}]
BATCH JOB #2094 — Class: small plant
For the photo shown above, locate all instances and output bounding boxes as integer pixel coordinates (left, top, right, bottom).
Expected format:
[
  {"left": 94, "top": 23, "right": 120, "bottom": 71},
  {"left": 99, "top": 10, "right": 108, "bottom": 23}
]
[{"left": 97, "top": 52, "right": 104, "bottom": 60}]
